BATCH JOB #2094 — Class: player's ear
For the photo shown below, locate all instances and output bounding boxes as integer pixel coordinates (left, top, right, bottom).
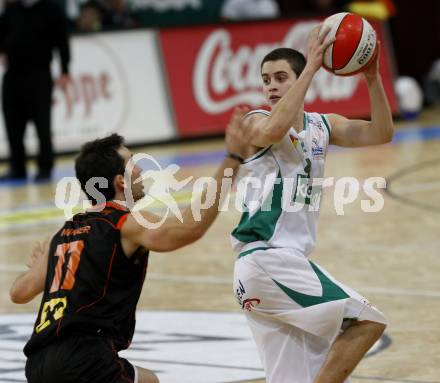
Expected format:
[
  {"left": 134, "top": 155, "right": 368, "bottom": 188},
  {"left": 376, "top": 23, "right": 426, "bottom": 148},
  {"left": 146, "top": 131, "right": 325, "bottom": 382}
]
[{"left": 113, "top": 174, "right": 125, "bottom": 192}]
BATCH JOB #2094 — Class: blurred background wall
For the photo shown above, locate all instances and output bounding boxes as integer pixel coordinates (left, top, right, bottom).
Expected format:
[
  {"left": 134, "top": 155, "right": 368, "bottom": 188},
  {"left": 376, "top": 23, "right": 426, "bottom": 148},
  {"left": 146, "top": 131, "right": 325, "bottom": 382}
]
[{"left": 0, "top": 0, "right": 438, "bottom": 158}]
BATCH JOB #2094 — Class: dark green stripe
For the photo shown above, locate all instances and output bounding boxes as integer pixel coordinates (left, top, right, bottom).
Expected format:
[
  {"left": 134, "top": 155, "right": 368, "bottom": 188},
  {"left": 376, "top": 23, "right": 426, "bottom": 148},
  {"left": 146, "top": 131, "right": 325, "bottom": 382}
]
[
  {"left": 238, "top": 246, "right": 271, "bottom": 259},
  {"left": 231, "top": 169, "right": 283, "bottom": 243},
  {"left": 243, "top": 145, "right": 272, "bottom": 164},
  {"left": 272, "top": 261, "right": 349, "bottom": 307},
  {"left": 320, "top": 114, "right": 332, "bottom": 137}
]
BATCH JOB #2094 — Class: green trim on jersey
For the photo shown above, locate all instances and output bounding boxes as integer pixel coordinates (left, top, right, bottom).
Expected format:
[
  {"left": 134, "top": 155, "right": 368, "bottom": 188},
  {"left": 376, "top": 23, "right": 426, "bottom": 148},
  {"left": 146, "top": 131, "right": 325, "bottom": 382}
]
[
  {"left": 303, "top": 113, "right": 308, "bottom": 131},
  {"left": 243, "top": 145, "right": 272, "bottom": 164},
  {"left": 272, "top": 261, "right": 349, "bottom": 307},
  {"left": 238, "top": 246, "right": 271, "bottom": 259},
  {"left": 244, "top": 113, "right": 306, "bottom": 165},
  {"left": 231, "top": 169, "right": 283, "bottom": 243},
  {"left": 320, "top": 114, "right": 332, "bottom": 137}
]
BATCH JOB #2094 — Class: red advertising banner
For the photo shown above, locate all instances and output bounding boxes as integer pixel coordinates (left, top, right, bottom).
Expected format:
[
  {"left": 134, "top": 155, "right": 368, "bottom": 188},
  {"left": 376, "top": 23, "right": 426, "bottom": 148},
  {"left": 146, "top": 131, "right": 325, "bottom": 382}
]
[{"left": 160, "top": 18, "right": 398, "bottom": 137}]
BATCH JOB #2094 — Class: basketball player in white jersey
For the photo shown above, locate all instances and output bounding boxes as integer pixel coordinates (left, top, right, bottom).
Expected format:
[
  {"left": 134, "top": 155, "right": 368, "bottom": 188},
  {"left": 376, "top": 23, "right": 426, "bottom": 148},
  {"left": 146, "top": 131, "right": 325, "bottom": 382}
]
[{"left": 231, "top": 26, "right": 393, "bottom": 382}]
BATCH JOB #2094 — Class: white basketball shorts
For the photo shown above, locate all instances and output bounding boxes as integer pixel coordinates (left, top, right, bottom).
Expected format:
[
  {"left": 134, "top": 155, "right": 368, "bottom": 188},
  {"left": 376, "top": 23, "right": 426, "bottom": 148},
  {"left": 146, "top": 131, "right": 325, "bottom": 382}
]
[{"left": 233, "top": 247, "right": 387, "bottom": 383}]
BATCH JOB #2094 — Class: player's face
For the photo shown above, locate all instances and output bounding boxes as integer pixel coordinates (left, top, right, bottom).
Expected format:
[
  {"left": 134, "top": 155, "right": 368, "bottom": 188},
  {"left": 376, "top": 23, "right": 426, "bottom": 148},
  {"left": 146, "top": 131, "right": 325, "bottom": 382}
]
[
  {"left": 261, "top": 60, "right": 297, "bottom": 107},
  {"left": 117, "top": 146, "right": 145, "bottom": 202}
]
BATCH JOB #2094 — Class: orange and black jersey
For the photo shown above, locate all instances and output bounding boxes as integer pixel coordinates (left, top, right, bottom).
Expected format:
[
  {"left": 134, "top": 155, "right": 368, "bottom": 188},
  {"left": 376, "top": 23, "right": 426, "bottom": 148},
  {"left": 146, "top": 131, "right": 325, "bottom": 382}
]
[{"left": 24, "top": 202, "right": 149, "bottom": 356}]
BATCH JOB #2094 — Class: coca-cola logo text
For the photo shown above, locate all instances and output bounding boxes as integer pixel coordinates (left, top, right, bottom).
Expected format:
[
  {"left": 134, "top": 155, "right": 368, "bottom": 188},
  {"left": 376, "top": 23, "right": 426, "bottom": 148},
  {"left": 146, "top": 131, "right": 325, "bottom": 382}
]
[{"left": 193, "top": 22, "right": 361, "bottom": 115}]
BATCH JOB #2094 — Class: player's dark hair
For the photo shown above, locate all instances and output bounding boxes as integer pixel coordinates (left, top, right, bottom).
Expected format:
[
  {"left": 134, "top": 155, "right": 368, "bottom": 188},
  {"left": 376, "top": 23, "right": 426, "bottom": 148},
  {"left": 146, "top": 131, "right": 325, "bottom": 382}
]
[
  {"left": 261, "top": 48, "right": 306, "bottom": 78},
  {"left": 75, "top": 134, "right": 125, "bottom": 205}
]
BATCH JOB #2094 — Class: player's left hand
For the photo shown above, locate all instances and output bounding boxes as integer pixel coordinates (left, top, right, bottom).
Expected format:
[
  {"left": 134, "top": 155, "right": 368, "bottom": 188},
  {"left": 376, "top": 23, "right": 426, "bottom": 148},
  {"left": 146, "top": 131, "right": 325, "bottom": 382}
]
[
  {"left": 57, "top": 74, "right": 72, "bottom": 91},
  {"left": 225, "top": 106, "right": 251, "bottom": 160},
  {"left": 27, "top": 238, "right": 50, "bottom": 269},
  {"left": 363, "top": 41, "right": 381, "bottom": 82}
]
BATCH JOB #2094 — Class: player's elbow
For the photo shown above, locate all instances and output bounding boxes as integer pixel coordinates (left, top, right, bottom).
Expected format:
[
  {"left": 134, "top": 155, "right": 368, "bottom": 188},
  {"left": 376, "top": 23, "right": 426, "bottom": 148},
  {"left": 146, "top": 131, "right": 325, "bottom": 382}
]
[
  {"left": 10, "top": 286, "right": 30, "bottom": 304},
  {"left": 190, "top": 226, "right": 205, "bottom": 242},
  {"left": 181, "top": 226, "right": 205, "bottom": 248},
  {"left": 179, "top": 226, "right": 205, "bottom": 247},
  {"left": 380, "top": 125, "right": 394, "bottom": 144},
  {"left": 9, "top": 275, "right": 39, "bottom": 304},
  {"left": 368, "top": 123, "right": 393, "bottom": 145},
  {"left": 385, "top": 128, "right": 394, "bottom": 143}
]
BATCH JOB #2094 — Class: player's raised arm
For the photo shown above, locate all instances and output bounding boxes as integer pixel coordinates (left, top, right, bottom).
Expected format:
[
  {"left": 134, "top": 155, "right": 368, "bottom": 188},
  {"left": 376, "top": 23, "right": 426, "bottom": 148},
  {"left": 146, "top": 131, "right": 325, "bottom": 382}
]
[
  {"left": 328, "top": 43, "right": 394, "bottom": 147},
  {"left": 248, "top": 25, "right": 335, "bottom": 148},
  {"left": 122, "top": 107, "right": 250, "bottom": 253},
  {"left": 10, "top": 239, "right": 50, "bottom": 304}
]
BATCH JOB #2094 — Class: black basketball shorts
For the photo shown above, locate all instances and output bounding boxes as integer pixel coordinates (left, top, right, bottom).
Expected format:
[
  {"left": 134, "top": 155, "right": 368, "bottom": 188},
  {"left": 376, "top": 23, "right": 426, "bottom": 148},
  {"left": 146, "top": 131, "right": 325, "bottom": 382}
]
[{"left": 25, "top": 335, "right": 136, "bottom": 383}]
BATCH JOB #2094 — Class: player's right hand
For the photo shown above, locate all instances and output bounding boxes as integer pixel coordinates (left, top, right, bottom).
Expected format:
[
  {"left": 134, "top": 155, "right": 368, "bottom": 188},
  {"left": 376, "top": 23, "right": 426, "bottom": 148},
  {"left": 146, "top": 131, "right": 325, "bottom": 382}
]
[
  {"left": 363, "top": 40, "right": 381, "bottom": 83},
  {"left": 305, "top": 24, "right": 335, "bottom": 74}
]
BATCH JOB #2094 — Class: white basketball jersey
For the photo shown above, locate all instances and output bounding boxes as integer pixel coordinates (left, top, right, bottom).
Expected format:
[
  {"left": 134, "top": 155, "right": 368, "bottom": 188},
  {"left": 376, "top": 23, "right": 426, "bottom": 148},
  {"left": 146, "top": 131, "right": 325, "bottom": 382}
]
[{"left": 231, "top": 110, "right": 332, "bottom": 257}]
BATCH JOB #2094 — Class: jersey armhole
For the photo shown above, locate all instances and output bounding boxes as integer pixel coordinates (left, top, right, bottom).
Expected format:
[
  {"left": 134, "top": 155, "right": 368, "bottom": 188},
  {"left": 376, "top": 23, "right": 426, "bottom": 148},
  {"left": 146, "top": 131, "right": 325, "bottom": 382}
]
[
  {"left": 242, "top": 109, "right": 272, "bottom": 163},
  {"left": 244, "top": 109, "right": 271, "bottom": 119},
  {"left": 116, "top": 213, "right": 130, "bottom": 230},
  {"left": 320, "top": 114, "right": 332, "bottom": 138}
]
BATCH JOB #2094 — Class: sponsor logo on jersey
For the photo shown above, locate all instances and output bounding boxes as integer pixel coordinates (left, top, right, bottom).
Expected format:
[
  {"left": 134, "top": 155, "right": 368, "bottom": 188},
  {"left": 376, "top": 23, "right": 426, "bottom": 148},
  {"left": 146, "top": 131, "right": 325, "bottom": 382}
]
[
  {"left": 312, "top": 137, "right": 324, "bottom": 159},
  {"left": 242, "top": 298, "right": 261, "bottom": 312},
  {"left": 235, "top": 280, "right": 246, "bottom": 307},
  {"left": 289, "top": 134, "right": 298, "bottom": 147}
]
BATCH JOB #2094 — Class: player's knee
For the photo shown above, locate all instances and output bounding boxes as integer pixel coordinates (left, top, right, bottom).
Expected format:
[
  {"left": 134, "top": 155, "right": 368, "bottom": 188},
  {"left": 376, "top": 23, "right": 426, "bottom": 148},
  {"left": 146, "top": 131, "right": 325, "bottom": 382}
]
[
  {"left": 136, "top": 366, "right": 160, "bottom": 383},
  {"left": 355, "top": 320, "right": 386, "bottom": 339},
  {"left": 371, "top": 322, "right": 386, "bottom": 338},
  {"left": 145, "top": 372, "right": 159, "bottom": 383}
]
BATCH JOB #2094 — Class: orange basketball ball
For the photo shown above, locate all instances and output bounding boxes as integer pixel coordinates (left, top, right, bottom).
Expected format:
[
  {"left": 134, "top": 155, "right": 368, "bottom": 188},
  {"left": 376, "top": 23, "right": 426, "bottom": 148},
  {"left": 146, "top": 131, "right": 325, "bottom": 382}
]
[{"left": 322, "top": 13, "right": 377, "bottom": 76}]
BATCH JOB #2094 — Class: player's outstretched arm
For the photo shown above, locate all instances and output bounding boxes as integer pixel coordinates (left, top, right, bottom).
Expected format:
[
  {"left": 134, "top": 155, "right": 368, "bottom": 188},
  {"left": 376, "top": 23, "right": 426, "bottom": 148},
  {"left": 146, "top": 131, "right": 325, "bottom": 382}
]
[
  {"left": 249, "top": 25, "right": 335, "bottom": 148},
  {"left": 328, "top": 42, "right": 394, "bottom": 147},
  {"left": 10, "top": 239, "right": 49, "bottom": 304},
  {"left": 122, "top": 107, "right": 250, "bottom": 254}
]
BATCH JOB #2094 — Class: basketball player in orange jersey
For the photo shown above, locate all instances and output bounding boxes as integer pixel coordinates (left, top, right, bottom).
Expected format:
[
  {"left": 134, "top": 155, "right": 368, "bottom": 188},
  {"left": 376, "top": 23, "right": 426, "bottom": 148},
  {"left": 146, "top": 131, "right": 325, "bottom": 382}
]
[
  {"left": 9, "top": 107, "right": 250, "bottom": 383},
  {"left": 230, "top": 25, "right": 394, "bottom": 382}
]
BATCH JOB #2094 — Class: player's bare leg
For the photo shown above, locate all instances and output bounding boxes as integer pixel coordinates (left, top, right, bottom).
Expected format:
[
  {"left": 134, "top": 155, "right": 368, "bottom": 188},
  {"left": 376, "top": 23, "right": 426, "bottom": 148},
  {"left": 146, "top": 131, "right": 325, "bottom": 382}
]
[
  {"left": 314, "top": 320, "right": 386, "bottom": 383},
  {"left": 136, "top": 365, "right": 160, "bottom": 383}
]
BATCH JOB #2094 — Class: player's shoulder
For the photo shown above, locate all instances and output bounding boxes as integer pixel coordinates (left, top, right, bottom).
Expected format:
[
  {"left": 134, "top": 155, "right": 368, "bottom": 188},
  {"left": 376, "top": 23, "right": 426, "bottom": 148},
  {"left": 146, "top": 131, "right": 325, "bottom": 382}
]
[
  {"left": 320, "top": 112, "right": 348, "bottom": 124},
  {"left": 242, "top": 109, "right": 271, "bottom": 134},
  {"left": 120, "top": 210, "right": 162, "bottom": 235},
  {"left": 245, "top": 108, "right": 271, "bottom": 117},
  {"left": 80, "top": 202, "right": 130, "bottom": 231},
  {"left": 305, "top": 111, "right": 337, "bottom": 136},
  {"left": 119, "top": 212, "right": 140, "bottom": 236}
]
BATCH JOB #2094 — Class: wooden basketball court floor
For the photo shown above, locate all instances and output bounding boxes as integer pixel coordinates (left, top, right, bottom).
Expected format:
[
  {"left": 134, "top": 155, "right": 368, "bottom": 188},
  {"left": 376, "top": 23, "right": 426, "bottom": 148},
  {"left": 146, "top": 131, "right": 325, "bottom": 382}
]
[{"left": 0, "top": 106, "right": 439, "bottom": 383}]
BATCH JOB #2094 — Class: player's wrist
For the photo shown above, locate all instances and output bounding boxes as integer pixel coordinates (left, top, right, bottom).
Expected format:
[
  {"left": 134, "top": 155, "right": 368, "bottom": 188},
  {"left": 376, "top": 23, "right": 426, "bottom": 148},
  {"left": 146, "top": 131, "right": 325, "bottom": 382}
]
[
  {"left": 302, "top": 64, "right": 316, "bottom": 76},
  {"left": 364, "top": 71, "right": 381, "bottom": 85},
  {"left": 226, "top": 152, "right": 244, "bottom": 164}
]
